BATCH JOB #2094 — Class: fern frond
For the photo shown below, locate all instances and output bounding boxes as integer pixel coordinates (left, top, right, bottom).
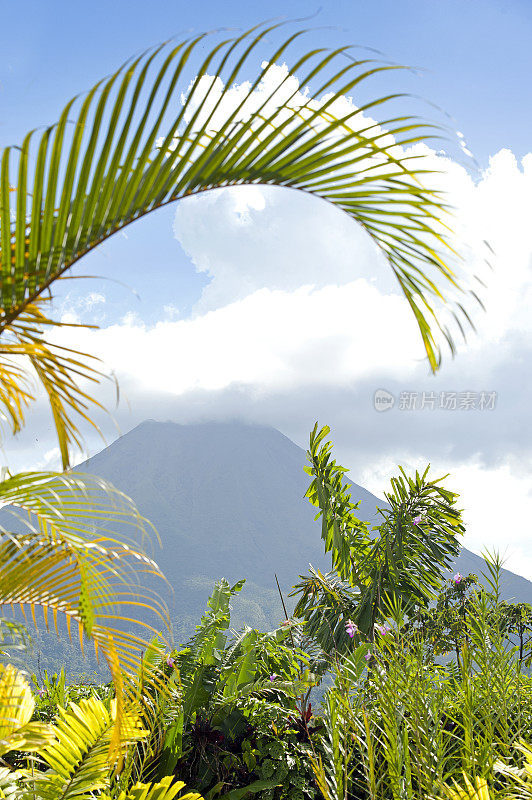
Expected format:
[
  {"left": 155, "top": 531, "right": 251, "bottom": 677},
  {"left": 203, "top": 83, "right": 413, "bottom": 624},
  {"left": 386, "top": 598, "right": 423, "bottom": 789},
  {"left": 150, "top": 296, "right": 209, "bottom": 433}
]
[{"left": 114, "top": 775, "right": 203, "bottom": 800}]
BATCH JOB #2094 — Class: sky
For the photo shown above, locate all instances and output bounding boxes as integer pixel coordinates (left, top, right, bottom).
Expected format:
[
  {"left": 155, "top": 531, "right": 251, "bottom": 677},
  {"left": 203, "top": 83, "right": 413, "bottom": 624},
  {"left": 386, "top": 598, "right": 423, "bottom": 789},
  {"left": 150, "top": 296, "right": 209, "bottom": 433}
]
[{"left": 2, "top": 0, "right": 532, "bottom": 578}]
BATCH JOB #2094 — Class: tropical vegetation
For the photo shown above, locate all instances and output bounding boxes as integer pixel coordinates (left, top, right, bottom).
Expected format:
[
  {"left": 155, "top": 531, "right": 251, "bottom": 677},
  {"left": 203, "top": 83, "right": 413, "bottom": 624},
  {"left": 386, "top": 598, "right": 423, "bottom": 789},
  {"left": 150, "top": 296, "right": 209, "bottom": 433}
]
[
  {"left": 3, "top": 426, "right": 532, "bottom": 800},
  {"left": 0, "top": 20, "right": 516, "bottom": 800}
]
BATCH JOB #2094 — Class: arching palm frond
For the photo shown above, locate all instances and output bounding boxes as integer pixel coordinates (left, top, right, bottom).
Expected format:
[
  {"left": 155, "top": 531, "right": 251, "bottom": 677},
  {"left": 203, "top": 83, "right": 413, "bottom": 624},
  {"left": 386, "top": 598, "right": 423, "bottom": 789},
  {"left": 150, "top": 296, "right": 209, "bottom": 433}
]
[
  {"left": 0, "top": 23, "right": 475, "bottom": 467},
  {"left": 0, "top": 470, "right": 170, "bottom": 754}
]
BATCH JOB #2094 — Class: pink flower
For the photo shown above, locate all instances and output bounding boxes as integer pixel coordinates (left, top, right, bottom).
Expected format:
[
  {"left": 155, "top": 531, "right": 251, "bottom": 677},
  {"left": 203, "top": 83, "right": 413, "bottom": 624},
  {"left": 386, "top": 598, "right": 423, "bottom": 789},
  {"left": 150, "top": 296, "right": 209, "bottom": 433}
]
[
  {"left": 413, "top": 515, "right": 423, "bottom": 526},
  {"left": 345, "top": 619, "right": 358, "bottom": 638},
  {"left": 269, "top": 673, "right": 277, "bottom": 681},
  {"left": 374, "top": 624, "right": 391, "bottom": 637},
  {"left": 165, "top": 654, "right": 176, "bottom": 668},
  {"left": 452, "top": 573, "right": 463, "bottom": 586},
  {"left": 364, "top": 653, "right": 372, "bottom": 662}
]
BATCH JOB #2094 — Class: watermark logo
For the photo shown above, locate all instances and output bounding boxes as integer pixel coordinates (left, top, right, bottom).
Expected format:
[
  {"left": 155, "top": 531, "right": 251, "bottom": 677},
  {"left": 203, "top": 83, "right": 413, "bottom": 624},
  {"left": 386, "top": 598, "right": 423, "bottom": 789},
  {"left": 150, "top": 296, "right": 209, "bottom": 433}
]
[
  {"left": 373, "top": 389, "right": 497, "bottom": 412},
  {"left": 374, "top": 389, "right": 395, "bottom": 412}
]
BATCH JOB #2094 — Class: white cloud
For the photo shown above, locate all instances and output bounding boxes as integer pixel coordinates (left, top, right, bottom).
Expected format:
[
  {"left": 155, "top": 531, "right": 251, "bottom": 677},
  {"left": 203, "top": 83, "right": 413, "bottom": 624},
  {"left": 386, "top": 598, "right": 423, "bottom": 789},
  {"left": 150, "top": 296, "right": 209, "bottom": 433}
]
[
  {"left": 359, "top": 454, "right": 532, "bottom": 581},
  {"left": 59, "top": 290, "right": 106, "bottom": 324},
  {"left": 174, "top": 185, "right": 395, "bottom": 313},
  {"left": 42, "top": 447, "right": 62, "bottom": 470},
  {"left": 9, "top": 64, "right": 532, "bottom": 579},
  {"left": 173, "top": 146, "right": 532, "bottom": 355},
  {"left": 452, "top": 460, "right": 532, "bottom": 579},
  {"left": 168, "top": 65, "right": 501, "bottom": 328},
  {"left": 168, "top": 64, "right": 532, "bottom": 359},
  {"left": 51, "top": 279, "right": 422, "bottom": 395},
  {"left": 163, "top": 304, "right": 180, "bottom": 319}
]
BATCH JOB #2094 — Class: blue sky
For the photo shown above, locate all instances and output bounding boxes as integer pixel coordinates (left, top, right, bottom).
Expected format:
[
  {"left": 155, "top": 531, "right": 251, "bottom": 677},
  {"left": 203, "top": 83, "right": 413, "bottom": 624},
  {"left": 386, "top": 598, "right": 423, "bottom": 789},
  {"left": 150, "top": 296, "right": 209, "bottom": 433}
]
[
  {"left": 2, "top": 0, "right": 531, "bottom": 322},
  {"left": 2, "top": 0, "right": 531, "bottom": 163},
  {"left": 3, "top": 1, "right": 532, "bottom": 577}
]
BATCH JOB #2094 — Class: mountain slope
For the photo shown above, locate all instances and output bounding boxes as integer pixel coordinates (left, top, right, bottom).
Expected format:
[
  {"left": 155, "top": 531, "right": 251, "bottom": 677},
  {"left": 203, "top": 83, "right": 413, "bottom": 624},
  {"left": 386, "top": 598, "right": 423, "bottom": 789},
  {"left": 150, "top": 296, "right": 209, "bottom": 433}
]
[
  {"left": 79, "top": 420, "right": 380, "bottom": 590},
  {"left": 77, "top": 420, "right": 532, "bottom": 629},
  {"left": 6, "top": 419, "right": 531, "bottom": 677}
]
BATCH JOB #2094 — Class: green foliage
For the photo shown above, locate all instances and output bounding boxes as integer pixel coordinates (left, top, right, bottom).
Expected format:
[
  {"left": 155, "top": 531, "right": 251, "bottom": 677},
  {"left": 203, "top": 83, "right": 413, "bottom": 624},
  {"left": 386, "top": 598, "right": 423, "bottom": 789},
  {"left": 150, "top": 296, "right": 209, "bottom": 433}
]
[
  {"left": 0, "top": 17, "right": 490, "bottom": 800},
  {"left": 293, "top": 424, "right": 464, "bottom": 650},
  {"left": 0, "top": 687, "right": 204, "bottom": 800},
  {"left": 224, "top": 721, "right": 320, "bottom": 800},
  {"left": 31, "top": 667, "right": 113, "bottom": 723},
  {"left": 111, "top": 775, "right": 203, "bottom": 800},
  {"left": 154, "top": 578, "right": 318, "bottom": 798},
  {"left": 169, "top": 708, "right": 320, "bottom": 800},
  {"left": 312, "top": 559, "right": 532, "bottom": 800},
  {"left": 440, "top": 739, "right": 532, "bottom": 800},
  {"left": 405, "top": 571, "right": 480, "bottom": 664},
  {"left": 406, "top": 561, "right": 532, "bottom": 671},
  {"left": 497, "top": 601, "right": 532, "bottom": 666},
  {"left": 28, "top": 696, "right": 147, "bottom": 800},
  {"left": 9, "top": 556, "right": 532, "bottom": 800}
]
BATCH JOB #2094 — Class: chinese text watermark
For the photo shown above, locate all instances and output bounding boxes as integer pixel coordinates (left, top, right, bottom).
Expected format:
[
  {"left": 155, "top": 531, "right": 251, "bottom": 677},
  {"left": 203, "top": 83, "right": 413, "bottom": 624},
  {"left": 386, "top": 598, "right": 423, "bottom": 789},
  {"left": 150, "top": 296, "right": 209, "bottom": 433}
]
[{"left": 373, "top": 389, "right": 497, "bottom": 412}]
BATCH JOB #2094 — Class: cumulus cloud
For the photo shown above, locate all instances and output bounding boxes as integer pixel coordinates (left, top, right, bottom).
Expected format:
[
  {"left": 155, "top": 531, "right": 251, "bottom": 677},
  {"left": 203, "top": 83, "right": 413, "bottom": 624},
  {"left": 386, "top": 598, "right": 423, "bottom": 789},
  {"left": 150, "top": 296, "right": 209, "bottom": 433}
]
[
  {"left": 359, "top": 453, "right": 532, "bottom": 582},
  {"left": 47, "top": 279, "right": 423, "bottom": 394},
  {"left": 174, "top": 185, "right": 396, "bottom": 312},
  {"left": 6, "top": 64, "right": 532, "bottom": 579}
]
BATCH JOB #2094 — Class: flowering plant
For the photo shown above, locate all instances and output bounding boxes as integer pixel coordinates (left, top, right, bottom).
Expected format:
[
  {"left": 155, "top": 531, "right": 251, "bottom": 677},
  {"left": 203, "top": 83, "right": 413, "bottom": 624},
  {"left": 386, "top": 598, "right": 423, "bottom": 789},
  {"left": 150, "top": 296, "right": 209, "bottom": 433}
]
[{"left": 345, "top": 619, "right": 359, "bottom": 638}]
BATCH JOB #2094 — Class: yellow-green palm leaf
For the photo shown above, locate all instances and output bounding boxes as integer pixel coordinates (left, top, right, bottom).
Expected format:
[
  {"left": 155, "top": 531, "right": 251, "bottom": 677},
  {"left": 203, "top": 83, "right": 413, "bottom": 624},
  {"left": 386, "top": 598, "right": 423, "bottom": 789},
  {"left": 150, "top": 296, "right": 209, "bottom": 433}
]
[
  {"left": 113, "top": 776, "right": 203, "bottom": 800},
  {"left": 495, "top": 740, "right": 532, "bottom": 799},
  {"left": 0, "top": 300, "right": 107, "bottom": 469},
  {"left": 441, "top": 775, "right": 492, "bottom": 800},
  {"left": 26, "top": 696, "right": 147, "bottom": 800},
  {"left": 0, "top": 470, "right": 170, "bottom": 756},
  {"left": 0, "top": 23, "right": 476, "bottom": 467},
  {"left": 0, "top": 765, "right": 25, "bottom": 800},
  {"left": 0, "top": 663, "right": 53, "bottom": 757}
]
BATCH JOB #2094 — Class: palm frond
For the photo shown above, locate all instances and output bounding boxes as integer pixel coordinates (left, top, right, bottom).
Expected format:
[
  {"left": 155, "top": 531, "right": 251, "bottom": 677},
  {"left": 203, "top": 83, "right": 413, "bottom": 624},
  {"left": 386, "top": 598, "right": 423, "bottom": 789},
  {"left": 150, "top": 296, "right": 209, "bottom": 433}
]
[
  {"left": 27, "top": 696, "right": 147, "bottom": 800},
  {"left": 0, "top": 470, "right": 170, "bottom": 756},
  {"left": 0, "top": 300, "right": 108, "bottom": 469},
  {"left": 113, "top": 775, "right": 203, "bottom": 800},
  {"left": 0, "top": 24, "right": 476, "bottom": 464},
  {"left": 120, "top": 640, "right": 182, "bottom": 785},
  {"left": 0, "top": 663, "right": 53, "bottom": 757}
]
